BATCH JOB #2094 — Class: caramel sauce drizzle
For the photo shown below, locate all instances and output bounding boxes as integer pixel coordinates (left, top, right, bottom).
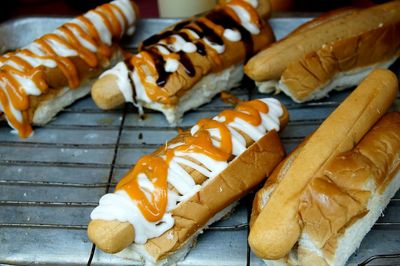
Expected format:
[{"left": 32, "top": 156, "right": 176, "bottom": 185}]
[
  {"left": 116, "top": 155, "right": 169, "bottom": 222},
  {"left": 0, "top": 1, "right": 134, "bottom": 138},
  {"left": 132, "top": 0, "right": 259, "bottom": 105},
  {"left": 116, "top": 99, "right": 270, "bottom": 222}
]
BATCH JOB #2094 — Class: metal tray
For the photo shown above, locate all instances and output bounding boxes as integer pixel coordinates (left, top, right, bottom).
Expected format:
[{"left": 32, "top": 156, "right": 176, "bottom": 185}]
[{"left": 0, "top": 17, "right": 399, "bottom": 266}]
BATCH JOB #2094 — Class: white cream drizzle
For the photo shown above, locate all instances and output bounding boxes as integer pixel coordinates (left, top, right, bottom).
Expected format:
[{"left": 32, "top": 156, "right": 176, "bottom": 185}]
[
  {"left": 184, "top": 28, "right": 201, "bottom": 40},
  {"left": 45, "top": 38, "right": 79, "bottom": 57},
  {"left": 100, "top": 61, "right": 134, "bottom": 103},
  {"left": 84, "top": 12, "right": 113, "bottom": 46},
  {"left": 24, "top": 42, "right": 47, "bottom": 56},
  {"left": 90, "top": 190, "right": 174, "bottom": 244},
  {"left": 169, "top": 35, "right": 197, "bottom": 53},
  {"left": 15, "top": 53, "right": 56, "bottom": 68},
  {"left": 112, "top": 0, "right": 136, "bottom": 35},
  {"left": 223, "top": 29, "right": 242, "bottom": 42},
  {"left": 229, "top": 4, "right": 260, "bottom": 35},
  {"left": 132, "top": 68, "right": 152, "bottom": 103},
  {"left": 0, "top": 87, "right": 23, "bottom": 123},
  {"left": 65, "top": 26, "right": 98, "bottom": 52},
  {"left": 203, "top": 38, "right": 225, "bottom": 54},
  {"left": 90, "top": 98, "right": 284, "bottom": 245},
  {"left": 244, "top": 0, "right": 258, "bottom": 8},
  {"left": 155, "top": 45, "right": 180, "bottom": 73}
]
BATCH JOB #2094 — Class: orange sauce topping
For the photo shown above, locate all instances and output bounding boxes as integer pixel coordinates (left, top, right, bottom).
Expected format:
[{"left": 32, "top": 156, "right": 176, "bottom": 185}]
[
  {"left": 116, "top": 99, "right": 271, "bottom": 221},
  {"left": 132, "top": 1, "right": 261, "bottom": 105},
  {"left": 130, "top": 50, "right": 177, "bottom": 104},
  {"left": 220, "top": 91, "right": 242, "bottom": 106},
  {"left": 116, "top": 156, "right": 169, "bottom": 222},
  {"left": 220, "top": 99, "right": 269, "bottom": 125},
  {"left": 0, "top": 1, "right": 135, "bottom": 138}
]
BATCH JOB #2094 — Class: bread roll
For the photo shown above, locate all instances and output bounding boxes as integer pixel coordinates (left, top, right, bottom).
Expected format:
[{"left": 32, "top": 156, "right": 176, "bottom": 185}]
[
  {"left": 0, "top": 0, "right": 138, "bottom": 138},
  {"left": 252, "top": 112, "right": 400, "bottom": 266},
  {"left": 244, "top": 1, "right": 400, "bottom": 103},
  {"left": 248, "top": 69, "right": 398, "bottom": 259},
  {"left": 91, "top": 0, "right": 275, "bottom": 125},
  {"left": 88, "top": 97, "right": 288, "bottom": 265}
]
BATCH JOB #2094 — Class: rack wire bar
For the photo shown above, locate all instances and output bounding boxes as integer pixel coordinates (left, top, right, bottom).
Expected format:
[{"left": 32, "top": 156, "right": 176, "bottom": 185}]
[
  {"left": 358, "top": 253, "right": 400, "bottom": 266},
  {"left": 0, "top": 17, "right": 399, "bottom": 266}
]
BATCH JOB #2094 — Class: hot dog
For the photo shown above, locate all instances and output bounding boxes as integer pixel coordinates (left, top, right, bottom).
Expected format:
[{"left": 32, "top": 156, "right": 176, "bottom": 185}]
[
  {"left": 0, "top": 0, "right": 138, "bottom": 138},
  {"left": 244, "top": 2, "right": 400, "bottom": 103},
  {"left": 249, "top": 69, "right": 400, "bottom": 266},
  {"left": 88, "top": 97, "right": 288, "bottom": 265},
  {"left": 91, "top": 0, "right": 275, "bottom": 125}
]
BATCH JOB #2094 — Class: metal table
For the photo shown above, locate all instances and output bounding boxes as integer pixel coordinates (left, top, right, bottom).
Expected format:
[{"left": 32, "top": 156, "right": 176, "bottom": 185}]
[{"left": 0, "top": 16, "right": 399, "bottom": 266}]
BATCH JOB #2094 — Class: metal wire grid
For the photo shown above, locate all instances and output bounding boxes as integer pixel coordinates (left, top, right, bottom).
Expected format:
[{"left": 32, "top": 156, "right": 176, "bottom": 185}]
[
  {"left": 0, "top": 17, "right": 399, "bottom": 266},
  {"left": 1, "top": 87, "right": 399, "bottom": 265}
]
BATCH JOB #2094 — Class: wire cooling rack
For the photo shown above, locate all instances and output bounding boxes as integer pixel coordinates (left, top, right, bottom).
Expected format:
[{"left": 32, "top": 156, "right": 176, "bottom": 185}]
[{"left": 0, "top": 17, "right": 399, "bottom": 266}]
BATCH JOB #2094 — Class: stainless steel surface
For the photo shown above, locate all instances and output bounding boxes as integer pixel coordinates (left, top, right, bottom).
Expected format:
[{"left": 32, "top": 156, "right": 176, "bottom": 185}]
[{"left": 0, "top": 17, "right": 399, "bottom": 266}]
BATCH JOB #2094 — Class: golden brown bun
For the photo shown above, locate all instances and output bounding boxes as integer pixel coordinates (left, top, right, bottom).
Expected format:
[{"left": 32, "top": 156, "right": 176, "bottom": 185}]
[
  {"left": 91, "top": 73, "right": 126, "bottom": 110},
  {"left": 248, "top": 69, "right": 398, "bottom": 259},
  {"left": 250, "top": 135, "right": 310, "bottom": 228},
  {"left": 92, "top": 2, "right": 275, "bottom": 109},
  {"left": 298, "top": 112, "right": 400, "bottom": 265},
  {"left": 88, "top": 220, "right": 135, "bottom": 254},
  {"left": 280, "top": 20, "right": 400, "bottom": 102},
  {"left": 288, "top": 7, "right": 358, "bottom": 36},
  {"left": 244, "top": 1, "right": 400, "bottom": 81},
  {"left": 88, "top": 104, "right": 289, "bottom": 259}
]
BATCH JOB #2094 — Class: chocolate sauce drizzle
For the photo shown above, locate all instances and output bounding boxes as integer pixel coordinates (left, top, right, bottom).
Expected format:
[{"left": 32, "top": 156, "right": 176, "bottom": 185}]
[
  {"left": 144, "top": 46, "right": 169, "bottom": 87},
  {"left": 138, "top": 6, "right": 255, "bottom": 87},
  {"left": 172, "top": 19, "right": 192, "bottom": 31},
  {"left": 141, "top": 30, "right": 174, "bottom": 48},
  {"left": 205, "top": 9, "right": 254, "bottom": 60},
  {"left": 178, "top": 51, "right": 195, "bottom": 77}
]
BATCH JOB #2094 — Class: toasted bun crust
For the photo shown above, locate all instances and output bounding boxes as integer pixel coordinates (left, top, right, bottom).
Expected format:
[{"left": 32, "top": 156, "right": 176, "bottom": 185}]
[
  {"left": 298, "top": 112, "right": 400, "bottom": 265},
  {"left": 250, "top": 136, "right": 309, "bottom": 228},
  {"left": 248, "top": 69, "right": 398, "bottom": 259},
  {"left": 88, "top": 105, "right": 289, "bottom": 261},
  {"left": 91, "top": 73, "right": 126, "bottom": 110},
  {"left": 280, "top": 20, "right": 400, "bottom": 102},
  {"left": 259, "top": 112, "right": 400, "bottom": 266},
  {"left": 88, "top": 220, "right": 135, "bottom": 254},
  {"left": 244, "top": 1, "right": 400, "bottom": 81}
]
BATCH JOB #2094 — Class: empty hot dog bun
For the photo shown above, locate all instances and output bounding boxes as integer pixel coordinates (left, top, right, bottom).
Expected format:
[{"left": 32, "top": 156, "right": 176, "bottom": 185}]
[
  {"left": 244, "top": 1, "right": 400, "bottom": 103},
  {"left": 91, "top": 0, "right": 275, "bottom": 125},
  {"left": 249, "top": 70, "right": 400, "bottom": 265},
  {"left": 0, "top": 0, "right": 139, "bottom": 138},
  {"left": 248, "top": 69, "right": 399, "bottom": 260},
  {"left": 251, "top": 112, "right": 400, "bottom": 266},
  {"left": 88, "top": 98, "right": 288, "bottom": 265}
]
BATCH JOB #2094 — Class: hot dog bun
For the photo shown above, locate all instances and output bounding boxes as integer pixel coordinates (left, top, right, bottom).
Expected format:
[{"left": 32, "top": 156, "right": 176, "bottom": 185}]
[
  {"left": 244, "top": 1, "right": 400, "bottom": 103},
  {"left": 88, "top": 98, "right": 288, "bottom": 265},
  {"left": 251, "top": 111, "right": 400, "bottom": 266},
  {"left": 295, "top": 112, "right": 400, "bottom": 266},
  {"left": 91, "top": 0, "right": 275, "bottom": 125},
  {"left": 0, "top": 0, "right": 138, "bottom": 138},
  {"left": 248, "top": 69, "right": 398, "bottom": 259}
]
